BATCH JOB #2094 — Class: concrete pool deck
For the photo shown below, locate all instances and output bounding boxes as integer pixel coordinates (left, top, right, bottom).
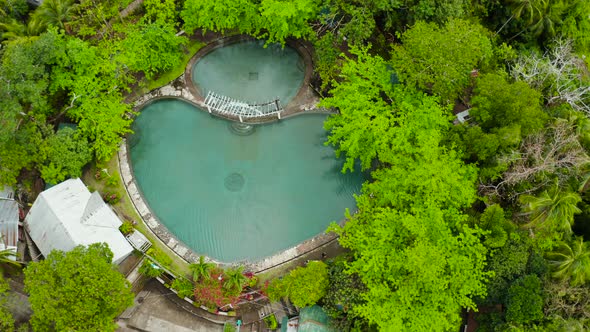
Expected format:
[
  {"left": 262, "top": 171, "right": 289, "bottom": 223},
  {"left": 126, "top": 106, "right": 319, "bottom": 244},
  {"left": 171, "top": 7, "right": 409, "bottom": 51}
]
[{"left": 121, "top": 35, "right": 349, "bottom": 273}]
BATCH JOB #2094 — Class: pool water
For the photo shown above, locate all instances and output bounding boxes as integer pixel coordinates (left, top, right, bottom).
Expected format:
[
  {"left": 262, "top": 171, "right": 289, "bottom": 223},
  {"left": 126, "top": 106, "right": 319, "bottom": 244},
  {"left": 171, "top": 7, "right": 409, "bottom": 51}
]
[
  {"left": 191, "top": 40, "right": 305, "bottom": 105},
  {"left": 129, "top": 99, "right": 363, "bottom": 262}
]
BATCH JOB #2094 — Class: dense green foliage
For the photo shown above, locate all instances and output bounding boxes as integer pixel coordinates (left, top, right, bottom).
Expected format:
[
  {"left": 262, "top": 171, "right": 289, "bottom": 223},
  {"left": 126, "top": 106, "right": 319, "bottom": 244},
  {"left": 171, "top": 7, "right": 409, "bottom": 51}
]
[
  {"left": 390, "top": 19, "right": 493, "bottom": 104},
  {"left": 268, "top": 261, "right": 329, "bottom": 308},
  {"left": 24, "top": 244, "right": 134, "bottom": 332},
  {"left": 323, "top": 49, "right": 489, "bottom": 331},
  {"left": 40, "top": 127, "right": 92, "bottom": 184},
  {"left": 181, "top": 0, "right": 320, "bottom": 45},
  {"left": 505, "top": 274, "right": 544, "bottom": 324},
  {"left": 0, "top": 277, "right": 14, "bottom": 332},
  {"left": 1, "top": 0, "right": 590, "bottom": 330}
]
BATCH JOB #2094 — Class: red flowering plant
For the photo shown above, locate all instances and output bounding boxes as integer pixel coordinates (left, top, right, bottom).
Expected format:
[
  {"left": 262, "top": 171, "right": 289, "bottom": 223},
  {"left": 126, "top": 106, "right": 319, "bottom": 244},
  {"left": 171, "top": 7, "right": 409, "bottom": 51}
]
[{"left": 193, "top": 268, "right": 240, "bottom": 310}]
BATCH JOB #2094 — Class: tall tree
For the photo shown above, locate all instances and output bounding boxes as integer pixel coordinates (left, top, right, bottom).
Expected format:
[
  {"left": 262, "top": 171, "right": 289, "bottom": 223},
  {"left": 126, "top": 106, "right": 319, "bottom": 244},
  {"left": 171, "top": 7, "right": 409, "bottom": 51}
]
[
  {"left": 32, "top": 0, "right": 75, "bottom": 32},
  {"left": 520, "top": 186, "right": 582, "bottom": 235},
  {"left": 470, "top": 72, "right": 547, "bottom": 137},
  {"left": 122, "top": 21, "right": 187, "bottom": 79},
  {"left": 390, "top": 19, "right": 493, "bottom": 104},
  {"left": 505, "top": 274, "right": 544, "bottom": 324},
  {"left": 547, "top": 237, "right": 590, "bottom": 286},
  {"left": 323, "top": 49, "right": 488, "bottom": 331},
  {"left": 181, "top": 0, "right": 320, "bottom": 45},
  {"left": 24, "top": 243, "right": 134, "bottom": 332},
  {"left": 40, "top": 127, "right": 92, "bottom": 184},
  {"left": 321, "top": 47, "right": 451, "bottom": 173}
]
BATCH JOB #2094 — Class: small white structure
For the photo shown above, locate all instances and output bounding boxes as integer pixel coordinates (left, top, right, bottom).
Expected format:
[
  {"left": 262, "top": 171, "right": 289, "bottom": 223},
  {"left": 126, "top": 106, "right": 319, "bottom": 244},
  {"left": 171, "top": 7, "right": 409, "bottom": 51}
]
[
  {"left": 25, "top": 179, "right": 133, "bottom": 264},
  {"left": 0, "top": 187, "right": 19, "bottom": 260},
  {"left": 455, "top": 109, "right": 472, "bottom": 124}
]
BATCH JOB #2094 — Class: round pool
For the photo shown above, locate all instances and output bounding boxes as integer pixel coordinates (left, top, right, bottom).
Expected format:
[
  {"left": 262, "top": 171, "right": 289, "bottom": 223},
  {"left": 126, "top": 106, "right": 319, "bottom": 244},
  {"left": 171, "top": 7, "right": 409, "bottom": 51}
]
[
  {"left": 129, "top": 99, "right": 363, "bottom": 262},
  {"left": 191, "top": 40, "right": 305, "bottom": 104}
]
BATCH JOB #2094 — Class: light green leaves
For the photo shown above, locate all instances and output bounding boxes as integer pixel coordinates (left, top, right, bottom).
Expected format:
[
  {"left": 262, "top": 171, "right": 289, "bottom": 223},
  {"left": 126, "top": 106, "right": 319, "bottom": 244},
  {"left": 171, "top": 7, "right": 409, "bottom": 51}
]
[{"left": 24, "top": 244, "right": 134, "bottom": 332}]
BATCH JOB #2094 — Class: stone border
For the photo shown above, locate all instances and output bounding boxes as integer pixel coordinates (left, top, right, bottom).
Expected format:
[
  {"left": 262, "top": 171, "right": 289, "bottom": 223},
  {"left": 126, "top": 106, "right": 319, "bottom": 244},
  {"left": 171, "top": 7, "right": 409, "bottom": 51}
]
[
  {"left": 120, "top": 36, "right": 345, "bottom": 273},
  {"left": 119, "top": 138, "right": 341, "bottom": 273},
  {"left": 184, "top": 35, "right": 318, "bottom": 119}
]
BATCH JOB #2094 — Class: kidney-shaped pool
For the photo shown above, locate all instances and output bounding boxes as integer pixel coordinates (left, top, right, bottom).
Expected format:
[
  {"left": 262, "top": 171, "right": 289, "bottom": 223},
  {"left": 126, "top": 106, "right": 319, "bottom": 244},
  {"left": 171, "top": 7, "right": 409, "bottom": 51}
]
[{"left": 129, "top": 99, "right": 363, "bottom": 262}]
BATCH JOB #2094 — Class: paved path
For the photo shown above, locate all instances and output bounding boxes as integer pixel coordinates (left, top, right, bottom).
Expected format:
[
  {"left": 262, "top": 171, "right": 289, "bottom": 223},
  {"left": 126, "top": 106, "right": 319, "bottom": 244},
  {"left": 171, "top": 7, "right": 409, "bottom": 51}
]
[{"left": 118, "top": 280, "right": 224, "bottom": 332}]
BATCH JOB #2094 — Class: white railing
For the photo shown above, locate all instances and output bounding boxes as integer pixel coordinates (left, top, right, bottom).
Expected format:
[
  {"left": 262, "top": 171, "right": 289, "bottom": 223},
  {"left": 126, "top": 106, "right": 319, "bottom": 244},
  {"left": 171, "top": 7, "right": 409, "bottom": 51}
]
[{"left": 204, "top": 91, "right": 283, "bottom": 121}]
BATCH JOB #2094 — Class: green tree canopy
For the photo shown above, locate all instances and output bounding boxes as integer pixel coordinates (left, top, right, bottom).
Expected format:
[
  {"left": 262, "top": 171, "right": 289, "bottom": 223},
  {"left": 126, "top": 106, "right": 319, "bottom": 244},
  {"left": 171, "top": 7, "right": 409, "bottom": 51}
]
[
  {"left": 277, "top": 261, "right": 329, "bottom": 308},
  {"left": 181, "top": 0, "right": 320, "bottom": 45},
  {"left": 505, "top": 274, "right": 544, "bottom": 324},
  {"left": 547, "top": 237, "right": 590, "bottom": 286},
  {"left": 470, "top": 72, "right": 548, "bottom": 137},
  {"left": 520, "top": 186, "right": 582, "bottom": 235},
  {"left": 24, "top": 243, "right": 134, "bottom": 332},
  {"left": 40, "top": 127, "right": 92, "bottom": 184},
  {"left": 323, "top": 49, "right": 488, "bottom": 331},
  {"left": 122, "top": 21, "right": 187, "bottom": 79},
  {"left": 321, "top": 47, "right": 451, "bottom": 173},
  {"left": 390, "top": 19, "right": 493, "bottom": 104}
]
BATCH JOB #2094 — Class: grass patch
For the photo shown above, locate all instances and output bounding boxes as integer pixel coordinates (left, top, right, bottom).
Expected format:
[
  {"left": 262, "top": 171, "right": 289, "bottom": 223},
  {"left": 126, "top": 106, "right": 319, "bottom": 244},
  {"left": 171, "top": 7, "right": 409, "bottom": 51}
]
[
  {"left": 145, "top": 40, "right": 205, "bottom": 92},
  {"left": 82, "top": 154, "right": 190, "bottom": 277}
]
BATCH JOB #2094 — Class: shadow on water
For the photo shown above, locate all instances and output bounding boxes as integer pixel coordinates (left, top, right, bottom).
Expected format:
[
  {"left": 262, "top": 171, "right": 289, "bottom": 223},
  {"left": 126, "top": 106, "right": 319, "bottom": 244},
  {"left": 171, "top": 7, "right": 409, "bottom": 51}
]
[
  {"left": 322, "top": 158, "right": 365, "bottom": 196},
  {"left": 128, "top": 126, "right": 141, "bottom": 149}
]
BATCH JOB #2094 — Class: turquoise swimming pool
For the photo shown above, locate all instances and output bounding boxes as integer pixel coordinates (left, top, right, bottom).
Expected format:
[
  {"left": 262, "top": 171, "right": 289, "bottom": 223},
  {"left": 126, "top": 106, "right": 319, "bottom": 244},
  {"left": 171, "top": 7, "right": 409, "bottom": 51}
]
[
  {"left": 191, "top": 40, "right": 305, "bottom": 105},
  {"left": 129, "top": 99, "right": 363, "bottom": 262}
]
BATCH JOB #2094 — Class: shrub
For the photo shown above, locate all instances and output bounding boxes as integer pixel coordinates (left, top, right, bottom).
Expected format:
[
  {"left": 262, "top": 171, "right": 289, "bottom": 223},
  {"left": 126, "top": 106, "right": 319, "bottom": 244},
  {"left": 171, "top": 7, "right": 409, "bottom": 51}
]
[
  {"left": 146, "top": 247, "right": 172, "bottom": 269},
  {"left": 248, "top": 275, "right": 258, "bottom": 288},
  {"left": 263, "top": 314, "right": 278, "bottom": 330},
  {"left": 224, "top": 323, "right": 237, "bottom": 332},
  {"left": 171, "top": 278, "right": 194, "bottom": 298},
  {"left": 105, "top": 173, "right": 120, "bottom": 187},
  {"left": 119, "top": 221, "right": 134, "bottom": 235},
  {"left": 102, "top": 191, "right": 120, "bottom": 205},
  {"left": 139, "top": 260, "right": 163, "bottom": 278}
]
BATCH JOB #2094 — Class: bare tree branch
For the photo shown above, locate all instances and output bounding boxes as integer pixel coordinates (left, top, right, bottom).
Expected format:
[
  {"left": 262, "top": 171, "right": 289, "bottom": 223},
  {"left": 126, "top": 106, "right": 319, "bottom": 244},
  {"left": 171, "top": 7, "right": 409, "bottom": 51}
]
[
  {"left": 511, "top": 39, "right": 590, "bottom": 116},
  {"left": 479, "top": 121, "right": 590, "bottom": 199}
]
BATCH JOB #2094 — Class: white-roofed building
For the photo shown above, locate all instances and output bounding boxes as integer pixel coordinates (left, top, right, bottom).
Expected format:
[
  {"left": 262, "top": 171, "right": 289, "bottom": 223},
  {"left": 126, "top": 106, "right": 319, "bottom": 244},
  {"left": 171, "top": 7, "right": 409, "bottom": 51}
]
[{"left": 24, "top": 178, "right": 133, "bottom": 264}]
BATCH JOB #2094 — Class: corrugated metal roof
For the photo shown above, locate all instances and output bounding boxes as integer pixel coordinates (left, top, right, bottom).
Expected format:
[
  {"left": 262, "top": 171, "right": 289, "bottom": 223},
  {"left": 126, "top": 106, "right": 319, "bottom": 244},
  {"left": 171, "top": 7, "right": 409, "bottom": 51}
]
[
  {"left": 0, "top": 186, "right": 15, "bottom": 199},
  {"left": 25, "top": 178, "right": 133, "bottom": 263},
  {"left": 0, "top": 198, "right": 19, "bottom": 248}
]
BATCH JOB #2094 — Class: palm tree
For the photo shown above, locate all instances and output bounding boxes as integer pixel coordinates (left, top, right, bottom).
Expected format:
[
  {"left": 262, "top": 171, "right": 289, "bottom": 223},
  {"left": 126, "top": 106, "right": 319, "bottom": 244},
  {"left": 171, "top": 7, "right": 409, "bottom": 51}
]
[
  {"left": 32, "top": 0, "right": 76, "bottom": 32},
  {"left": 223, "top": 266, "right": 248, "bottom": 292},
  {"left": 189, "top": 256, "right": 215, "bottom": 282},
  {"left": 509, "top": 0, "right": 547, "bottom": 25},
  {"left": 507, "top": 0, "right": 563, "bottom": 39},
  {"left": 546, "top": 237, "right": 590, "bottom": 286},
  {"left": 520, "top": 186, "right": 582, "bottom": 233},
  {"left": 0, "top": 18, "right": 45, "bottom": 41},
  {"left": 0, "top": 248, "right": 20, "bottom": 274}
]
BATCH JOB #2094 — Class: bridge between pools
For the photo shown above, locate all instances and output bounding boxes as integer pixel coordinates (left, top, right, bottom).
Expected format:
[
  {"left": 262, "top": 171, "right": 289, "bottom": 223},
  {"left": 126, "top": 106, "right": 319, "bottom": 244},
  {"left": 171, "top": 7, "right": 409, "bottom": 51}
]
[{"left": 203, "top": 91, "right": 284, "bottom": 122}]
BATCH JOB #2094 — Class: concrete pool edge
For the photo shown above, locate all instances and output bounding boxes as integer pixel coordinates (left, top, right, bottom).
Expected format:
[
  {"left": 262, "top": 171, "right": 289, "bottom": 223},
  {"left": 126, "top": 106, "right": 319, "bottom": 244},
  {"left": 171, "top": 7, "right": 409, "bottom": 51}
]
[
  {"left": 118, "top": 128, "right": 344, "bottom": 273},
  {"left": 133, "top": 35, "right": 321, "bottom": 124},
  {"left": 123, "top": 36, "right": 349, "bottom": 272}
]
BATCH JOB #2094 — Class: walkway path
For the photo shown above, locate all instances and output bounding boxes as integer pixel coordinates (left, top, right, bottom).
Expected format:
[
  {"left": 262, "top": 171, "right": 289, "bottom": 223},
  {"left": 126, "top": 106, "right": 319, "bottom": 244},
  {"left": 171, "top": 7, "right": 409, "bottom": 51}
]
[{"left": 117, "top": 279, "right": 224, "bottom": 332}]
